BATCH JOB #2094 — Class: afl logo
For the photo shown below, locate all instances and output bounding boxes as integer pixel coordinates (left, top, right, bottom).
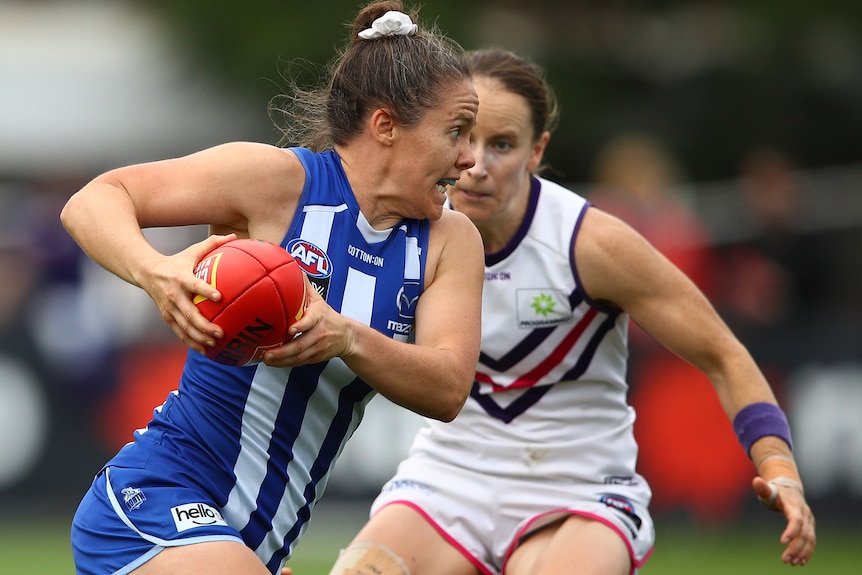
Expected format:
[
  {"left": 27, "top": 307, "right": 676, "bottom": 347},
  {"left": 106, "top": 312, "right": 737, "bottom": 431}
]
[{"left": 287, "top": 239, "right": 332, "bottom": 278}]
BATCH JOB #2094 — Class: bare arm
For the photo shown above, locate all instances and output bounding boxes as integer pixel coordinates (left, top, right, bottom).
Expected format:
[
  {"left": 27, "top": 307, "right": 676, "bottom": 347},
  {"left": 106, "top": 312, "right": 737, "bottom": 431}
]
[
  {"left": 60, "top": 142, "right": 305, "bottom": 352},
  {"left": 577, "top": 207, "right": 815, "bottom": 565},
  {"left": 578, "top": 208, "right": 771, "bottom": 411},
  {"left": 264, "top": 209, "right": 485, "bottom": 421}
]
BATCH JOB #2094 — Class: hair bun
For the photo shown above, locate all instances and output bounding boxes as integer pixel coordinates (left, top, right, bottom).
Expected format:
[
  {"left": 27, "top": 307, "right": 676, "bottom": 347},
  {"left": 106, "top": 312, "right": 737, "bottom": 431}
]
[
  {"left": 351, "top": 1, "right": 408, "bottom": 40},
  {"left": 358, "top": 11, "right": 417, "bottom": 40}
]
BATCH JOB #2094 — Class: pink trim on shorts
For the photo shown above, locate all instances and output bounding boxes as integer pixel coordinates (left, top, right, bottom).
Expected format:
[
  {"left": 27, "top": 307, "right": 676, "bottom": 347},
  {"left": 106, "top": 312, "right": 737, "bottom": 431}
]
[
  {"left": 502, "top": 509, "right": 654, "bottom": 575},
  {"left": 375, "top": 500, "right": 495, "bottom": 575}
]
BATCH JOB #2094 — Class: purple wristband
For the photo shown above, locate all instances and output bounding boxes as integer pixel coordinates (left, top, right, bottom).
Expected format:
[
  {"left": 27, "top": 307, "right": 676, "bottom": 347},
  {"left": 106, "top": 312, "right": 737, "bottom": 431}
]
[{"left": 733, "top": 402, "right": 793, "bottom": 457}]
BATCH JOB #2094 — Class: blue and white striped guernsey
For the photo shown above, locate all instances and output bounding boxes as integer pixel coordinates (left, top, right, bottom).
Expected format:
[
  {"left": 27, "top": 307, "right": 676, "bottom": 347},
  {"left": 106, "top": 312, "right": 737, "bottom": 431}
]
[{"left": 106, "top": 148, "right": 430, "bottom": 571}]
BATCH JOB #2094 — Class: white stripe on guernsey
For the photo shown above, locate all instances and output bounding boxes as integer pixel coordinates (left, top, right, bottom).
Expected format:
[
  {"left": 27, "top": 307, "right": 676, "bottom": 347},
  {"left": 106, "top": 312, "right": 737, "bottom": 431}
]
[
  {"left": 356, "top": 210, "right": 393, "bottom": 244},
  {"left": 255, "top": 357, "right": 363, "bottom": 562},
  {"left": 223, "top": 365, "right": 288, "bottom": 530},
  {"left": 341, "top": 268, "right": 375, "bottom": 325},
  {"left": 404, "top": 232, "right": 420, "bottom": 280},
  {"left": 300, "top": 204, "right": 347, "bottom": 249}
]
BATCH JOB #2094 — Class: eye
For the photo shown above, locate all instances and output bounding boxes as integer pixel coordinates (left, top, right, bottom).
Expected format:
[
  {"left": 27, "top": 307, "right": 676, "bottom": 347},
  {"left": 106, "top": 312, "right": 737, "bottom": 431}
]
[
  {"left": 452, "top": 121, "right": 475, "bottom": 141},
  {"left": 493, "top": 140, "right": 513, "bottom": 152}
]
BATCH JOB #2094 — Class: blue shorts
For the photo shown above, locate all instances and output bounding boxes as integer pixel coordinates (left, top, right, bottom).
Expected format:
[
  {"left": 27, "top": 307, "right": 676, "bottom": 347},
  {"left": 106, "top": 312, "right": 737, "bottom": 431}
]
[{"left": 71, "top": 466, "right": 244, "bottom": 575}]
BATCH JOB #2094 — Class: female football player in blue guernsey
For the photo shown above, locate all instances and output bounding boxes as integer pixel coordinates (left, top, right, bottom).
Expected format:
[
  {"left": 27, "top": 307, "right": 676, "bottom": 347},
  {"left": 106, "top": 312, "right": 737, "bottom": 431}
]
[
  {"left": 324, "top": 49, "right": 816, "bottom": 575},
  {"left": 59, "top": 3, "right": 484, "bottom": 574}
]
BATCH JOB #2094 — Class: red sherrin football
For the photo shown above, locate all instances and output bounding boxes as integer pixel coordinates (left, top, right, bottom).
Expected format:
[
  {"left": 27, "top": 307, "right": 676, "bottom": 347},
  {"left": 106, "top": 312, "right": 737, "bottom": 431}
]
[{"left": 193, "top": 238, "right": 306, "bottom": 366}]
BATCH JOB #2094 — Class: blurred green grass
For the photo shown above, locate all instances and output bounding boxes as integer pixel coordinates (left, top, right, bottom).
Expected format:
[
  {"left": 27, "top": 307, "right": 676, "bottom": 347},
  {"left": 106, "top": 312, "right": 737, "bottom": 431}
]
[{"left": 1, "top": 505, "right": 857, "bottom": 575}]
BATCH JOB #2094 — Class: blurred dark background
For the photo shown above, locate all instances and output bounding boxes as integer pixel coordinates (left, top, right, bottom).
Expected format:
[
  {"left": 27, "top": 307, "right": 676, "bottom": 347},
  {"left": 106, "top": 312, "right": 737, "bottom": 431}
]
[{"left": 1, "top": 0, "right": 861, "bottom": 532}]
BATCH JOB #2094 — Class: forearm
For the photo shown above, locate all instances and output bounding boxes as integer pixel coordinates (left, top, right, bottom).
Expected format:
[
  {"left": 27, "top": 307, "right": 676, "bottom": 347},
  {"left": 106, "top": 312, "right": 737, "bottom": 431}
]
[
  {"left": 699, "top": 340, "right": 801, "bottom": 475},
  {"left": 710, "top": 343, "right": 778, "bottom": 412},
  {"left": 342, "top": 322, "right": 472, "bottom": 421},
  {"left": 715, "top": 358, "right": 808, "bottom": 512},
  {"left": 750, "top": 436, "right": 801, "bottom": 482}
]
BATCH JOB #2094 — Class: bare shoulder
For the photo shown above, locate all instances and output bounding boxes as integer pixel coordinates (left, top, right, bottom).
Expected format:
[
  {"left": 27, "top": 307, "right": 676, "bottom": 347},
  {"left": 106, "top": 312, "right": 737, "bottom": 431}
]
[
  {"left": 425, "top": 209, "right": 484, "bottom": 286},
  {"left": 192, "top": 143, "right": 307, "bottom": 242},
  {"left": 580, "top": 206, "right": 671, "bottom": 264},
  {"left": 436, "top": 207, "right": 481, "bottom": 234},
  {"left": 431, "top": 209, "right": 483, "bottom": 253},
  {"left": 577, "top": 207, "right": 641, "bottom": 259},
  {"left": 576, "top": 206, "right": 668, "bottom": 306},
  {"left": 200, "top": 142, "right": 304, "bottom": 175}
]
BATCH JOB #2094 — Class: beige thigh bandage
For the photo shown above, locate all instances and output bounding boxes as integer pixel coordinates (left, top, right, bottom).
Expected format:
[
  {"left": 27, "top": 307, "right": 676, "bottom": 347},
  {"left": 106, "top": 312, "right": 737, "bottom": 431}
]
[{"left": 328, "top": 541, "right": 411, "bottom": 575}]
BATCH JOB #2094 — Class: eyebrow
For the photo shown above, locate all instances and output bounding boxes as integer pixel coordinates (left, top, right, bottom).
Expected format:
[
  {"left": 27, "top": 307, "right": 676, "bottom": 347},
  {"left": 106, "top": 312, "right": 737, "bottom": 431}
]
[
  {"left": 491, "top": 126, "right": 521, "bottom": 137},
  {"left": 455, "top": 113, "right": 478, "bottom": 127}
]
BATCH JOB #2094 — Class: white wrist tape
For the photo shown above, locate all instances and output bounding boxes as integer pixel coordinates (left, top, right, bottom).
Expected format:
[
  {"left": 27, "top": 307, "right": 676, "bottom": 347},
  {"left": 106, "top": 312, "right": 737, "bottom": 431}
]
[
  {"left": 769, "top": 476, "right": 804, "bottom": 494},
  {"left": 759, "top": 476, "right": 804, "bottom": 508}
]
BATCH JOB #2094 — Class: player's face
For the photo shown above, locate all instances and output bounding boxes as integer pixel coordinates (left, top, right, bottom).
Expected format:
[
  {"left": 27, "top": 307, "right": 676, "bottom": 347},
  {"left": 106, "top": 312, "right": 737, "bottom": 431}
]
[
  {"left": 394, "top": 78, "right": 478, "bottom": 221},
  {"left": 447, "top": 77, "right": 548, "bottom": 252}
]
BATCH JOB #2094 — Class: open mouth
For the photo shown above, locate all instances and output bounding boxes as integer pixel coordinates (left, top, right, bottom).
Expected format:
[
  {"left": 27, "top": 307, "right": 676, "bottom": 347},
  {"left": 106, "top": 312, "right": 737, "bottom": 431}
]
[{"left": 435, "top": 178, "right": 457, "bottom": 193}]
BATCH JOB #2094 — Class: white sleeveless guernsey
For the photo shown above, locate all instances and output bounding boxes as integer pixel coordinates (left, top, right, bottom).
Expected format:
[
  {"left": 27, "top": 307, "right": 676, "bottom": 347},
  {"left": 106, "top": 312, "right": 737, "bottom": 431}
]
[{"left": 371, "top": 176, "right": 654, "bottom": 575}]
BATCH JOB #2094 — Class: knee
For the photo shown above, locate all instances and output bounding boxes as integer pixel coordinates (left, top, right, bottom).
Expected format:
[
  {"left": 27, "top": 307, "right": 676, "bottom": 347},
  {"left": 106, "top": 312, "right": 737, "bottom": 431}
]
[{"left": 328, "top": 541, "right": 411, "bottom": 575}]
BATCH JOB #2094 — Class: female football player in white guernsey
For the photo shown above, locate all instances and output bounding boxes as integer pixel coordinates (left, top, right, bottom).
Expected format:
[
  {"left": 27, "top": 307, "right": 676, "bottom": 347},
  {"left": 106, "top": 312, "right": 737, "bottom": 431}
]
[
  {"left": 327, "top": 48, "right": 816, "bottom": 575},
  {"left": 60, "top": 2, "right": 484, "bottom": 574}
]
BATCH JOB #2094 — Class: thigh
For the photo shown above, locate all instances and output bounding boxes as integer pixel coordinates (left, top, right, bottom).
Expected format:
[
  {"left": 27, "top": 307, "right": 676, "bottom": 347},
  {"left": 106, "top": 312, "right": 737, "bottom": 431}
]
[
  {"left": 506, "top": 515, "right": 630, "bottom": 575},
  {"left": 341, "top": 503, "right": 479, "bottom": 575},
  {"left": 71, "top": 467, "right": 248, "bottom": 575},
  {"left": 133, "top": 540, "right": 272, "bottom": 575}
]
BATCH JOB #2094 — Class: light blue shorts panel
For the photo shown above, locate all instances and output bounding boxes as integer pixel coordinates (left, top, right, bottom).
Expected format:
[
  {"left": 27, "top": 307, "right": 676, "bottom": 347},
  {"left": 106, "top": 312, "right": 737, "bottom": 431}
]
[{"left": 71, "top": 467, "right": 243, "bottom": 575}]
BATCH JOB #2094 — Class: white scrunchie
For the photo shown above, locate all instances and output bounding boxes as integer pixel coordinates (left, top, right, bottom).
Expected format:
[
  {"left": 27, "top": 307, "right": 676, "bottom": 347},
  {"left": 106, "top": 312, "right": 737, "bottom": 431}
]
[{"left": 358, "top": 10, "right": 417, "bottom": 39}]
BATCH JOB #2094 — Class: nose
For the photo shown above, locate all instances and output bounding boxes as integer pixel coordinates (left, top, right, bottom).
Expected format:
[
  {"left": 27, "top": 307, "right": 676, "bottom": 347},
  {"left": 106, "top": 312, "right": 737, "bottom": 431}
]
[
  {"left": 465, "top": 146, "right": 488, "bottom": 179},
  {"left": 456, "top": 139, "right": 476, "bottom": 171}
]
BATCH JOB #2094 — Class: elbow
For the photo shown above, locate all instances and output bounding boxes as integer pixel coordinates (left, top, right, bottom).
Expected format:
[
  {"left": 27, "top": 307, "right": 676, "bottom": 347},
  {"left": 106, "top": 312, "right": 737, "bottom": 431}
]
[
  {"left": 435, "top": 401, "right": 465, "bottom": 423},
  {"left": 59, "top": 193, "right": 83, "bottom": 235},
  {"left": 59, "top": 201, "right": 73, "bottom": 232},
  {"left": 429, "top": 377, "right": 471, "bottom": 423}
]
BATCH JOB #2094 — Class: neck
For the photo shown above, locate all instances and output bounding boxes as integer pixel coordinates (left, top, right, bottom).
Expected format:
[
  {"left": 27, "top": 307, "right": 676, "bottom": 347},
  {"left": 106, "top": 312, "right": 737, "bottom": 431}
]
[{"left": 336, "top": 145, "right": 402, "bottom": 230}]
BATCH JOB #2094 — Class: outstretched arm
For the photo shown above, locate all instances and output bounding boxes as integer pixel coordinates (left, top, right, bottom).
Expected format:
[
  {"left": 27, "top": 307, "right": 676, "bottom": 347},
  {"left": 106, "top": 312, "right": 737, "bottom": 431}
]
[{"left": 576, "top": 207, "right": 816, "bottom": 566}]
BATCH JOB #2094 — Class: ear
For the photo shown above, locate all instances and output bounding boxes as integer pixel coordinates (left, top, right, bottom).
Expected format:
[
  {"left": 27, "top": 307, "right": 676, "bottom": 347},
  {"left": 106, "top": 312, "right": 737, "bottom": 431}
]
[
  {"left": 369, "top": 108, "right": 397, "bottom": 146},
  {"left": 526, "top": 131, "right": 551, "bottom": 172}
]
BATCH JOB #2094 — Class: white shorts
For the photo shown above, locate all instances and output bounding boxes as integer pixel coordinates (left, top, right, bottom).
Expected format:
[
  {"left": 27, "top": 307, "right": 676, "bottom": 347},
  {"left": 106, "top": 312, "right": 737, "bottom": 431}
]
[{"left": 370, "top": 449, "right": 655, "bottom": 575}]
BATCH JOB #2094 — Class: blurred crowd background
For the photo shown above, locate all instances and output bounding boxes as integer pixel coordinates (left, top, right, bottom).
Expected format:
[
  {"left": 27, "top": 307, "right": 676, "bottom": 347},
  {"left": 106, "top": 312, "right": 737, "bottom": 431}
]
[{"left": 2, "top": 0, "right": 861, "bottom": 531}]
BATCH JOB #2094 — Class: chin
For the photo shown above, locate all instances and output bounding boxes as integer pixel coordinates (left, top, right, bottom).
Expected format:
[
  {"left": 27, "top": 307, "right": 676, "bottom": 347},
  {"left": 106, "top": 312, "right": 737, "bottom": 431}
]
[
  {"left": 449, "top": 200, "right": 487, "bottom": 222},
  {"left": 426, "top": 204, "right": 445, "bottom": 221}
]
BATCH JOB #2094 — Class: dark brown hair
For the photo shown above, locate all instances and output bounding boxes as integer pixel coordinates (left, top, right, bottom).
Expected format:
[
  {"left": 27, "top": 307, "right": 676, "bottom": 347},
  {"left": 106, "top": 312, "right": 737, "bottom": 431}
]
[
  {"left": 467, "top": 48, "right": 559, "bottom": 143},
  {"left": 271, "top": 1, "right": 471, "bottom": 150}
]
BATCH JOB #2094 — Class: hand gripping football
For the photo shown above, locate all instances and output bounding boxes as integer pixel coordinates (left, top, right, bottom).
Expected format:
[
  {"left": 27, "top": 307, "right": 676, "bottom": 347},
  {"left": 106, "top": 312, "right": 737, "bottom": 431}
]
[{"left": 193, "top": 239, "right": 306, "bottom": 366}]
